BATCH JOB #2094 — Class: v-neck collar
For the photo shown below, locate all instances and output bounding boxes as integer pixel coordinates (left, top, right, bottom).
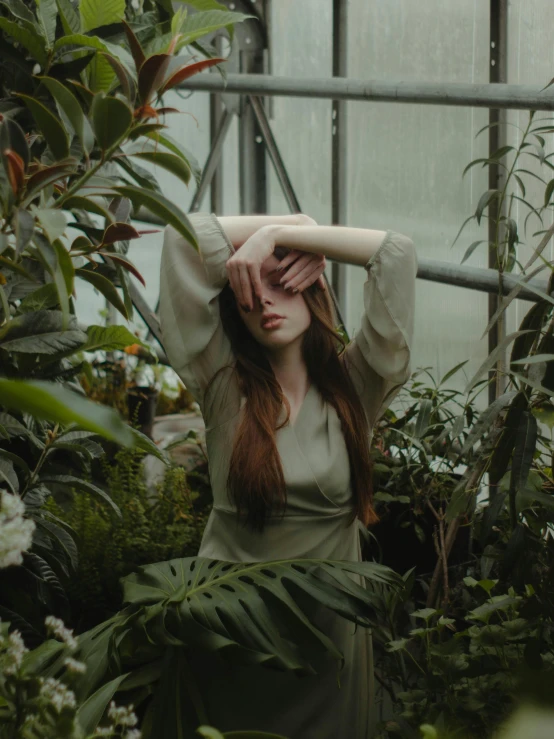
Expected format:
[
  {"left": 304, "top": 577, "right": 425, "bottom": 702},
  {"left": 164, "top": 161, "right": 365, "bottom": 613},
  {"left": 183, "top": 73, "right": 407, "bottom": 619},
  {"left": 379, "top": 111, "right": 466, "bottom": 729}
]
[{"left": 289, "top": 383, "right": 313, "bottom": 430}]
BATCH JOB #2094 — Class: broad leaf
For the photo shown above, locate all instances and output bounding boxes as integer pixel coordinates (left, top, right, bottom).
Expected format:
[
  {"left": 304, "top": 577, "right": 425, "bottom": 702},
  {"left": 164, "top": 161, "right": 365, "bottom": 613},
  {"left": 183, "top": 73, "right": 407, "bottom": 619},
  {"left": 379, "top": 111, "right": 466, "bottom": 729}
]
[
  {"left": 111, "top": 185, "right": 197, "bottom": 246},
  {"left": 91, "top": 93, "right": 133, "bottom": 151},
  {"left": 0, "top": 18, "right": 48, "bottom": 67},
  {"left": 39, "top": 76, "right": 95, "bottom": 154},
  {"left": 129, "top": 150, "right": 191, "bottom": 186},
  {"left": 80, "top": 0, "right": 125, "bottom": 33},
  {"left": 56, "top": 0, "right": 81, "bottom": 35},
  {"left": 82, "top": 325, "right": 147, "bottom": 353},
  {"left": 0, "top": 379, "right": 134, "bottom": 445},
  {"left": 39, "top": 475, "right": 121, "bottom": 517},
  {"left": 15, "top": 94, "right": 70, "bottom": 160},
  {"left": 0, "top": 310, "right": 86, "bottom": 354},
  {"left": 76, "top": 267, "right": 128, "bottom": 320}
]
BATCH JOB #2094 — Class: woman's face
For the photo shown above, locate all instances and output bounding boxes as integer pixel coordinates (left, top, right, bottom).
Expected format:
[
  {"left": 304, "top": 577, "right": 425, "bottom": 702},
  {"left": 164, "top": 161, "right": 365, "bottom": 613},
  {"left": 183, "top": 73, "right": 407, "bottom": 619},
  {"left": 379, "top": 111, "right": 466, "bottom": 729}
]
[{"left": 236, "top": 254, "right": 312, "bottom": 352}]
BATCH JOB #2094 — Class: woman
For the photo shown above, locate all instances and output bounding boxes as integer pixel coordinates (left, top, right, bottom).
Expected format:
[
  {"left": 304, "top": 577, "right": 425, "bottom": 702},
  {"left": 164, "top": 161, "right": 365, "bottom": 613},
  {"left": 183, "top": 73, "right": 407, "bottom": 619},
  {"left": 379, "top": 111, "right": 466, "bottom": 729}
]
[{"left": 158, "top": 213, "right": 417, "bottom": 738}]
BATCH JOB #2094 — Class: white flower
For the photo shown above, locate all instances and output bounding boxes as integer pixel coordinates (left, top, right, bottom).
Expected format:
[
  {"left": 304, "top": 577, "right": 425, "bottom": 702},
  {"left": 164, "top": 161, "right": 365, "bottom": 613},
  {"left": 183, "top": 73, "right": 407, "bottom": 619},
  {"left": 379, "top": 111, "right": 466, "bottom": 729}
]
[
  {"left": 108, "top": 700, "right": 139, "bottom": 728},
  {"left": 39, "top": 676, "right": 77, "bottom": 713},
  {"left": 0, "top": 490, "right": 35, "bottom": 569},
  {"left": 124, "top": 730, "right": 142, "bottom": 739},
  {"left": 44, "top": 615, "right": 78, "bottom": 650},
  {"left": 63, "top": 656, "right": 87, "bottom": 674},
  {"left": 3, "top": 629, "right": 28, "bottom": 675},
  {"left": 32, "top": 63, "right": 41, "bottom": 75},
  {"left": 93, "top": 727, "right": 115, "bottom": 736}
]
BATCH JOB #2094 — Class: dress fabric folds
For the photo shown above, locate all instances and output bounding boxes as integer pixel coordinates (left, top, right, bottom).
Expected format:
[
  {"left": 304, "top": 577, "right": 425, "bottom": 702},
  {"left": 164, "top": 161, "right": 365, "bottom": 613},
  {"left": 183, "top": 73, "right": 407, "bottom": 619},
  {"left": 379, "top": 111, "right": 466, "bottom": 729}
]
[{"left": 158, "top": 213, "right": 417, "bottom": 739}]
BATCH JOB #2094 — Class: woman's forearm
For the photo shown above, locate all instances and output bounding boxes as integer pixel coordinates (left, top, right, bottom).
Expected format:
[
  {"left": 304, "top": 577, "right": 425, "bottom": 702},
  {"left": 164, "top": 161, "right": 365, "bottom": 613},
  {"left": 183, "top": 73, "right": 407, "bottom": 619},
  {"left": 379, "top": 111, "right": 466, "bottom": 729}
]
[
  {"left": 216, "top": 214, "right": 312, "bottom": 248},
  {"left": 267, "top": 224, "right": 388, "bottom": 267}
]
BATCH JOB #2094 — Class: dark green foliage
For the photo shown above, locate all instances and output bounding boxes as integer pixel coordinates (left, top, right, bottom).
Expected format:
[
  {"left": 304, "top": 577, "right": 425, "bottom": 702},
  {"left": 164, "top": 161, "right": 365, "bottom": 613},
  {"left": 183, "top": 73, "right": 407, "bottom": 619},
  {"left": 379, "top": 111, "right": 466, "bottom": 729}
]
[{"left": 43, "top": 449, "right": 210, "bottom": 633}]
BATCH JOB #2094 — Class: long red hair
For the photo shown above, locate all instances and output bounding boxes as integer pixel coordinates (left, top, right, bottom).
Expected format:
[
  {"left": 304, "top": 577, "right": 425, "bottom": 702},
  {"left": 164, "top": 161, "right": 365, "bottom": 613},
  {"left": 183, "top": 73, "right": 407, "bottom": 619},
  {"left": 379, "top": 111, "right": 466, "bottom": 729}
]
[{"left": 212, "top": 277, "right": 378, "bottom": 533}]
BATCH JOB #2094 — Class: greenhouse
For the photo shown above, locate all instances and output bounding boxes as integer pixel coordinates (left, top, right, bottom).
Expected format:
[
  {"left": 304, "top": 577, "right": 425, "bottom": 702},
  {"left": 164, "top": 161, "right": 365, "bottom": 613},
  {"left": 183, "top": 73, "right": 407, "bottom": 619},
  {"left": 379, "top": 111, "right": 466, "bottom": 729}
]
[{"left": 1, "top": 0, "right": 554, "bottom": 737}]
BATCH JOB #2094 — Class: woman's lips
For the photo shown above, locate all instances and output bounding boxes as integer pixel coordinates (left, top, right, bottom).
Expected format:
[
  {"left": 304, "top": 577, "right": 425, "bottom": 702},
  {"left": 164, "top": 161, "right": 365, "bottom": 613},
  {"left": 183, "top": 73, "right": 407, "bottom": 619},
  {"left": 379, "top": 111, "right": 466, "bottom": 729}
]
[{"left": 261, "top": 315, "right": 284, "bottom": 330}]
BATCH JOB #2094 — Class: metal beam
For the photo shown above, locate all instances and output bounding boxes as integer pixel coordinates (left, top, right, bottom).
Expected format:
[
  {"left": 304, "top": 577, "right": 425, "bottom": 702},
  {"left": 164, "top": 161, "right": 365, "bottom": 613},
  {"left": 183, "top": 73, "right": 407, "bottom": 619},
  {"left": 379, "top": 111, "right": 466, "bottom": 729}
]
[
  {"left": 131, "top": 207, "right": 552, "bottom": 303},
  {"left": 331, "top": 0, "right": 348, "bottom": 322},
  {"left": 178, "top": 73, "right": 554, "bottom": 111}
]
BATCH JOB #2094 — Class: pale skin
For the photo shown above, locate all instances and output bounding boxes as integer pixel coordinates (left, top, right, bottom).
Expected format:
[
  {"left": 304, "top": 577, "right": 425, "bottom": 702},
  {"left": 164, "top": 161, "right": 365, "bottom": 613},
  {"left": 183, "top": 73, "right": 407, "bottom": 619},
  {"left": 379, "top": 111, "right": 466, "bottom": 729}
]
[{"left": 216, "top": 213, "right": 388, "bottom": 424}]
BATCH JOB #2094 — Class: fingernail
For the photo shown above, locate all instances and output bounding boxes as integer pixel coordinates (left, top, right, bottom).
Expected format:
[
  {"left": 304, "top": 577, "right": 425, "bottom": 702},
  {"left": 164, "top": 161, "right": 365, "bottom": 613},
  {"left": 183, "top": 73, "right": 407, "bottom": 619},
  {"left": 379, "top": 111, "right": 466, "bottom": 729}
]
[
  {"left": 276, "top": 265, "right": 284, "bottom": 272},
  {"left": 292, "top": 288, "right": 299, "bottom": 294}
]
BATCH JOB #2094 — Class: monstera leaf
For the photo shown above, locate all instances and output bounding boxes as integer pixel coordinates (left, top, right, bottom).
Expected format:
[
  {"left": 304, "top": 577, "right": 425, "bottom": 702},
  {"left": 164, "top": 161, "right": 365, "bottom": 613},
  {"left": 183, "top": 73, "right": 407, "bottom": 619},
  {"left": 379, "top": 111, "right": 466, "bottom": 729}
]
[{"left": 65, "top": 555, "right": 400, "bottom": 738}]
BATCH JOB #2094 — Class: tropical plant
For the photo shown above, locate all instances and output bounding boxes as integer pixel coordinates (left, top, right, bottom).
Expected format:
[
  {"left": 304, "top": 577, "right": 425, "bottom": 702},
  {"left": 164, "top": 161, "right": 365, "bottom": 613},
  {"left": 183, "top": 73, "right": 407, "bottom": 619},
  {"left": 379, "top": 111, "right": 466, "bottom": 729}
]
[
  {"left": 407, "top": 109, "right": 554, "bottom": 609},
  {"left": 0, "top": 0, "right": 249, "bottom": 647},
  {"left": 42, "top": 449, "right": 210, "bottom": 632}
]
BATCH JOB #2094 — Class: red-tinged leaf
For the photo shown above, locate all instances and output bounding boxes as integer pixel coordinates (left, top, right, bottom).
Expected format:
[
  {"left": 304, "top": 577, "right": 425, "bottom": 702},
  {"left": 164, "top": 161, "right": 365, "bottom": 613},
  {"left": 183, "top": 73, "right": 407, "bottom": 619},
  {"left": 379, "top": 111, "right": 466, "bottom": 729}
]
[
  {"left": 128, "top": 123, "right": 167, "bottom": 140},
  {"left": 70, "top": 235, "right": 94, "bottom": 253},
  {"left": 100, "top": 52, "right": 137, "bottom": 103},
  {"left": 98, "top": 252, "right": 146, "bottom": 287},
  {"left": 23, "top": 159, "right": 77, "bottom": 202},
  {"left": 138, "top": 54, "right": 171, "bottom": 104},
  {"left": 136, "top": 229, "right": 160, "bottom": 235},
  {"left": 122, "top": 19, "right": 145, "bottom": 72},
  {"left": 157, "top": 107, "right": 181, "bottom": 115},
  {"left": 101, "top": 222, "right": 141, "bottom": 246},
  {"left": 159, "top": 57, "right": 226, "bottom": 95},
  {"left": 4, "top": 149, "right": 25, "bottom": 194}
]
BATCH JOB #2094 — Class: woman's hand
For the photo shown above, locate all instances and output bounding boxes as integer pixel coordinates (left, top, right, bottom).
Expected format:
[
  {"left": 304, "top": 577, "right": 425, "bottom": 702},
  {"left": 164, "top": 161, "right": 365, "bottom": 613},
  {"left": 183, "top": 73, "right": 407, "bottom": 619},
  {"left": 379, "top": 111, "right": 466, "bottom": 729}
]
[
  {"left": 225, "top": 225, "right": 276, "bottom": 312},
  {"left": 226, "top": 217, "right": 326, "bottom": 311}
]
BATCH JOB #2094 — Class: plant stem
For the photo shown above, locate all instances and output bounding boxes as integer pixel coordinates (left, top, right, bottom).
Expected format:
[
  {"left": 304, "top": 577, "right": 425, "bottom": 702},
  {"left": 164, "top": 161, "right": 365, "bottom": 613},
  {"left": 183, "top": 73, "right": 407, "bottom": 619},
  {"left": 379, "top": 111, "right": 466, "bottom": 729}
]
[{"left": 20, "top": 424, "right": 59, "bottom": 499}]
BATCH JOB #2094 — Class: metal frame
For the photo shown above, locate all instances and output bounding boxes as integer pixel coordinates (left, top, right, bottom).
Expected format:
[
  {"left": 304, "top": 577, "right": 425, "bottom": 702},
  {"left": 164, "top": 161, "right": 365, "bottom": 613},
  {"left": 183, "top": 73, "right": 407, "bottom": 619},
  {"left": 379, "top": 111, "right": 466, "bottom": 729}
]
[{"left": 135, "top": 2, "right": 553, "bottom": 376}]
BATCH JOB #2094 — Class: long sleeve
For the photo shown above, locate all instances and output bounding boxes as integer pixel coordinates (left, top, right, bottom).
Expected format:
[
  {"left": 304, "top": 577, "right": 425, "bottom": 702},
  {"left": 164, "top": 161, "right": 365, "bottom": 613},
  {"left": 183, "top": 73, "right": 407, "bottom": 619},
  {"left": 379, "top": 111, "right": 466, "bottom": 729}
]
[
  {"left": 343, "top": 230, "right": 418, "bottom": 429},
  {"left": 158, "top": 213, "right": 237, "bottom": 419}
]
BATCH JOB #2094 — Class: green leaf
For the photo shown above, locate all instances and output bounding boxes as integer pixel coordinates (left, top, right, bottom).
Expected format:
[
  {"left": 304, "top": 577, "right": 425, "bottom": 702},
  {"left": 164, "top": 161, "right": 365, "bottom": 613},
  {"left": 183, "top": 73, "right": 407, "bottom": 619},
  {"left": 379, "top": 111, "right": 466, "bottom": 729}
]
[
  {"left": 53, "top": 34, "right": 135, "bottom": 78},
  {"left": 76, "top": 268, "right": 128, "bottom": 320},
  {"left": 461, "top": 240, "right": 486, "bottom": 265},
  {"left": 39, "top": 77, "right": 95, "bottom": 154},
  {"left": 117, "top": 556, "right": 401, "bottom": 674},
  {"left": 129, "top": 426, "right": 168, "bottom": 464},
  {"left": 475, "top": 189, "right": 500, "bottom": 225},
  {"left": 31, "top": 207, "right": 67, "bottom": 243},
  {"left": 129, "top": 150, "right": 191, "bottom": 186},
  {"left": 62, "top": 196, "right": 115, "bottom": 222},
  {"left": 510, "top": 411, "right": 538, "bottom": 496},
  {"left": 80, "top": 0, "right": 125, "bottom": 33},
  {"left": 0, "top": 458, "right": 18, "bottom": 493},
  {"left": 0, "top": 0, "right": 35, "bottom": 24},
  {"left": 111, "top": 185, "right": 197, "bottom": 246},
  {"left": 36, "top": 0, "right": 58, "bottom": 47},
  {"left": 413, "top": 399, "right": 432, "bottom": 439},
  {"left": 76, "top": 673, "right": 131, "bottom": 735},
  {"left": 15, "top": 94, "right": 69, "bottom": 160},
  {"left": 56, "top": 0, "right": 81, "bottom": 35},
  {"left": 0, "top": 379, "right": 134, "bottom": 445},
  {"left": 174, "top": 9, "right": 253, "bottom": 49},
  {"left": 52, "top": 240, "right": 75, "bottom": 328},
  {"left": 440, "top": 359, "right": 469, "bottom": 385},
  {"left": 464, "top": 330, "right": 534, "bottom": 395},
  {"left": 0, "top": 18, "right": 48, "bottom": 67},
  {"left": 13, "top": 209, "right": 35, "bottom": 258},
  {"left": 17, "top": 282, "right": 58, "bottom": 314},
  {"left": 144, "top": 131, "right": 202, "bottom": 186},
  {"left": 0, "top": 311, "right": 86, "bottom": 354},
  {"left": 82, "top": 325, "right": 146, "bottom": 353},
  {"left": 459, "top": 391, "right": 518, "bottom": 457},
  {"left": 91, "top": 93, "right": 133, "bottom": 151},
  {"left": 40, "top": 474, "right": 121, "bottom": 516}
]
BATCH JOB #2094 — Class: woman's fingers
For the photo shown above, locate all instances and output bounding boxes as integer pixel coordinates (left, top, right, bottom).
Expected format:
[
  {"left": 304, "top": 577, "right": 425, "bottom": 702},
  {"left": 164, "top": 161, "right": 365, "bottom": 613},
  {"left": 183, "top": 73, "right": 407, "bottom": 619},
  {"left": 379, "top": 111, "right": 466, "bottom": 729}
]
[
  {"left": 294, "top": 262, "right": 327, "bottom": 293},
  {"left": 276, "top": 249, "right": 302, "bottom": 274},
  {"left": 281, "top": 254, "right": 326, "bottom": 291}
]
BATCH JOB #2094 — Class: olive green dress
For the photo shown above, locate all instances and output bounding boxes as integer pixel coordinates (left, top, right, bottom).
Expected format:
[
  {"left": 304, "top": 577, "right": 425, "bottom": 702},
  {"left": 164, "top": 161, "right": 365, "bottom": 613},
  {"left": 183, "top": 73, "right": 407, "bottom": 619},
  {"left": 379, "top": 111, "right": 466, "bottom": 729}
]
[{"left": 158, "top": 213, "right": 417, "bottom": 738}]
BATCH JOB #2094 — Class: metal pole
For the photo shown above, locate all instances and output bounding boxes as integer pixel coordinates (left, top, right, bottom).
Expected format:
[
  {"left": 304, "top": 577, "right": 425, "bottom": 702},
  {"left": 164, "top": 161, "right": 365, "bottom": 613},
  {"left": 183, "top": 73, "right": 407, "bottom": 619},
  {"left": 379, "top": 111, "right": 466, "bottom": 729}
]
[
  {"left": 248, "top": 95, "right": 301, "bottom": 212},
  {"left": 178, "top": 73, "right": 554, "bottom": 111},
  {"left": 331, "top": 0, "right": 349, "bottom": 324},
  {"left": 190, "top": 108, "right": 235, "bottom": 213},
  {"left": 488, "top": 0, "right": 509, "bottom": 408},
  {"left": 210, "top": 34, "right": 225, "bottom": 215},
  {"left": 247, "top": 93, "right": 347, "bottom": 331},
  {"left": 239, "top": 51, "right": 266, "bottom": 214}
]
